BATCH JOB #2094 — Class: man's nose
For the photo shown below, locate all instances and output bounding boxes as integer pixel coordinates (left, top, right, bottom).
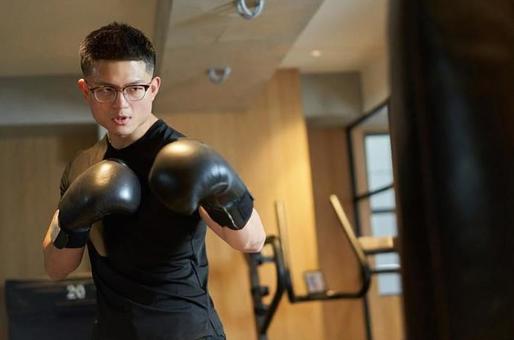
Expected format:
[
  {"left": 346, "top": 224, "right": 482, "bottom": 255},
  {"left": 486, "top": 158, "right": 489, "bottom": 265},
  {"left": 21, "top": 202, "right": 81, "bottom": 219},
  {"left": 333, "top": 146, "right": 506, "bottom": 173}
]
[{"left": 112, "top": 90, "right": 130, "bottom": 108}]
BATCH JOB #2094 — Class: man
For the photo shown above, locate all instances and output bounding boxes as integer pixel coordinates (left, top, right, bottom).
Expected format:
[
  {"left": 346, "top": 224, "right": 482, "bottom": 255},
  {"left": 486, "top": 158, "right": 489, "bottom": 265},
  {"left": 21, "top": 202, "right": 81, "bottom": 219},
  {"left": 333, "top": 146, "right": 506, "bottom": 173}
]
[{"left": 42, "top": 22, "right": 266, "bottom": 340}]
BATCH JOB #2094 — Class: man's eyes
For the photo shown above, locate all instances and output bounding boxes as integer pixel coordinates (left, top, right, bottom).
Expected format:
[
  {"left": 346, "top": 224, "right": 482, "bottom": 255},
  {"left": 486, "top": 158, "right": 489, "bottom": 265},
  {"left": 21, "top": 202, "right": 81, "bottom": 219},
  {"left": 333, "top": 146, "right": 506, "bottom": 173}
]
[
  {"left": 97, "top": 87, "right": 115, "bottom": 93},
  {"left": 126, "top": 86, "right": 145, "bottom": 92},
  {"left": 96, "top": 86, "right": 144, "bottom": 92}
]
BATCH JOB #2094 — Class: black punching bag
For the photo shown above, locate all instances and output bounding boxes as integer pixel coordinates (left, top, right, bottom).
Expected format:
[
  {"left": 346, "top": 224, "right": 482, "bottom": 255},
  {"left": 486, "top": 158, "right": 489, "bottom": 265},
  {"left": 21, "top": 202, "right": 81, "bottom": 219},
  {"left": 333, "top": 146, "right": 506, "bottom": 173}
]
[{"left": 389, "top": 1, "right": 514, "bottom": 340}]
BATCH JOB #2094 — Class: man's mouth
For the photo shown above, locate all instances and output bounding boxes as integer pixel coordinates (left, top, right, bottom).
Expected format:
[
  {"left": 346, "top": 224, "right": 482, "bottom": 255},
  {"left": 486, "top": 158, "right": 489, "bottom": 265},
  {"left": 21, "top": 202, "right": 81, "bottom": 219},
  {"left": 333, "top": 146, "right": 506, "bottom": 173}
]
[{"left": 113, "top": 116, "right": 131, "bottom": 125}]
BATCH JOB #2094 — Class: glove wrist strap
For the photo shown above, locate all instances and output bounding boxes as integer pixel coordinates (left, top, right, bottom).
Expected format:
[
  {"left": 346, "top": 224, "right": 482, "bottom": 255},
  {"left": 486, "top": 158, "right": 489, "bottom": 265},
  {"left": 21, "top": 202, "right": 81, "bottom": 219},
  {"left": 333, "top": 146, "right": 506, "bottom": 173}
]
[
  {"left": 53, "top": 228, "right": 90, "bottom": 249},
  {"left": 205, "top": 191, "right": 254, "bottom": 230}
]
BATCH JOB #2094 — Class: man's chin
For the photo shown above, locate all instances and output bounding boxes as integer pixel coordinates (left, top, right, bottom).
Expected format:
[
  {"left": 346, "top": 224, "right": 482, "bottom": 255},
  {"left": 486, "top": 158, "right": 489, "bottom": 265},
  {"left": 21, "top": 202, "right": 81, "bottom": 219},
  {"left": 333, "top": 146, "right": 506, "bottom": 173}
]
[
  {"left": 108, "top": 125, "right": 133, "bottom": 136},
  {"left": 107, "top": 127, "right": 134, "bottom": 141},
  {"left": 106, "top": 130, "right": 137, "bottom": 149}
]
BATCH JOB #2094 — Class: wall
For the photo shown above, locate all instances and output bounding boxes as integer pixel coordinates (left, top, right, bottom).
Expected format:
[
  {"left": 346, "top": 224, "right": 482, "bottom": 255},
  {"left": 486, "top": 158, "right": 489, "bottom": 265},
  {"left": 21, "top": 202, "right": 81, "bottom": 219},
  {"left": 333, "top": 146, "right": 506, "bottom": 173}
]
[
  {"left": 360, "top": 55, "right": 390, "bottom": 112},
  {"left": 301, "top": 72, "right": 363, "bottom": 126},
  {"left": 307, "top": 125, "right": 366, "bottom": 340},
  {"left": 0, "top": 124, "right": 98, "bottom": 340},
  {"left": 0, "top": 76, "right": 92, "bottom": 125}
]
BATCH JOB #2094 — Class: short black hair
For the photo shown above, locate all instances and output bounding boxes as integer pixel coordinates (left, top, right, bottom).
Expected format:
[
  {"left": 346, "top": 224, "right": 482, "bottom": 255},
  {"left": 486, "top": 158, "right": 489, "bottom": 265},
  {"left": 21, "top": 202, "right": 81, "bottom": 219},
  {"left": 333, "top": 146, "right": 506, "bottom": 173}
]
[{"left": 79, "top": 22, "right": 156, "bottom": 76}]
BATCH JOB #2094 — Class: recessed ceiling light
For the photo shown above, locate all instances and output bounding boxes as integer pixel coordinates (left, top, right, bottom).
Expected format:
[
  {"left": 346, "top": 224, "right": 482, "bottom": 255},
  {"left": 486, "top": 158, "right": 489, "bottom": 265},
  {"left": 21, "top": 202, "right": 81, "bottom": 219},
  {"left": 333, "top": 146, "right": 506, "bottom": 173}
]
[{"left": 310, "top": 50, "right": 322, "bottom": 57}]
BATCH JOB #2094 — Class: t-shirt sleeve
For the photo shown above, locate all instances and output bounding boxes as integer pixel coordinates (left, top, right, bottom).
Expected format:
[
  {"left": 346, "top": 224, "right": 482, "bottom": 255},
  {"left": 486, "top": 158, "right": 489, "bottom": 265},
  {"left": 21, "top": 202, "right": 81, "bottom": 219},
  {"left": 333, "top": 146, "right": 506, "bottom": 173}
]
[
  {"left": 59, "top": 161, "right": 72, "bottom": 198},
  {"left": 172, "top": 129, "right": 186, "bottom": 140},
  {"left": 162, "top": 126, "right": 186, "bottom": 146}
]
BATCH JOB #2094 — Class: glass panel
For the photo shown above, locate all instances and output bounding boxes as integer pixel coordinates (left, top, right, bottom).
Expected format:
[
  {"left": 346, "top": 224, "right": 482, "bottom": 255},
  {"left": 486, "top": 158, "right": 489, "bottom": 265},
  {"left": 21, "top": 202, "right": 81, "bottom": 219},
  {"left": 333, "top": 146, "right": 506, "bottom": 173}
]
[
  {"left": 376, "top": 253, "right": 399, "bottom": 266},
  {"left": 376, "top": 273, "right": 402, "bottom": 295},
  {"left": 371, "top": 212, "right": 397, "bottom": 236},
  {"left": 369, "top": 189, "right": 396, "bottom": 210},
  {"left": 371, "top": 208, "right": 401, "bottom": 295},
  {"left": 350, "top": 104, "right": 390, "bottom": 197},
  {"left": 365, "top": 134, "right": 393, "bottom": 191}
]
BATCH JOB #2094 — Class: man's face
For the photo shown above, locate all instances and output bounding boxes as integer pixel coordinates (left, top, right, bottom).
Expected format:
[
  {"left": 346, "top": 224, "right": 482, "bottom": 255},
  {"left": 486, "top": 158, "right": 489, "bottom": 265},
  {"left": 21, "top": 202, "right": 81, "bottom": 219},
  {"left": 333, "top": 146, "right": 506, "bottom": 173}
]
[{"left": 78, "top": 60, "right": 160, "bottom": 144}]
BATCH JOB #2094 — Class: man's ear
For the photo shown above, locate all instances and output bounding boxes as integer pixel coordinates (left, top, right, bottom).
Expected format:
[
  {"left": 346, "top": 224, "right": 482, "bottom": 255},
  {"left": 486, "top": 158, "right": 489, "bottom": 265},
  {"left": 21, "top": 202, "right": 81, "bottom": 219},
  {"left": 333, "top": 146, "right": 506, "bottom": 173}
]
[
  {"left": 77, "top": 79, "right": 90, "bottom": 102},
  {"left": 148, "top": 76, "right": 161, "bottom": 100}
]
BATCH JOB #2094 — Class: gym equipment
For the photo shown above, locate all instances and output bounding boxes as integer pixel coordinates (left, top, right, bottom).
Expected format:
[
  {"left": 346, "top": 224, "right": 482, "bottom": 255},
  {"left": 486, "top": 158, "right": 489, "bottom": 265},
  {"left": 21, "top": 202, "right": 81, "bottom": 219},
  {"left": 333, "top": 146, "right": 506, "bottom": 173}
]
[
  {"left": 5, "top": 276, "right": 96, "bottom": 340},
  {"left": 246, "top": 197, "right": 398, "bottom": 339},
  {"left": 390, "top": 1, "right": 514, "bottom": 338}
]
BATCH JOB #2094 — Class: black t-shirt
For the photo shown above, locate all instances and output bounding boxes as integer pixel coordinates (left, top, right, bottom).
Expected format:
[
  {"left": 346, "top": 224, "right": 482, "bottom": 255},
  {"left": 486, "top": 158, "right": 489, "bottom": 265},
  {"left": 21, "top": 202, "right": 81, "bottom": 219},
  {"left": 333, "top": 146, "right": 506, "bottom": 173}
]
[{"left": 62, "top": 120, "right": 225, "bottom": 340}]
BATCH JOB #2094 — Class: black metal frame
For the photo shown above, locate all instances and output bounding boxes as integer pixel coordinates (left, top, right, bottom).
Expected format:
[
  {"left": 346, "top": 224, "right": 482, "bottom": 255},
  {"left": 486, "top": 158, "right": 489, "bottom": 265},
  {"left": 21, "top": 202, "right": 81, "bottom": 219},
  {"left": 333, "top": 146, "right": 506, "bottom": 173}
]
[
  {"left": 345, "top": 99, "right": 394, "bottom": 340},
  {"left": 247, "top": 236, "right": 287, "bottom": 340},
  {"left": 246, "top": 193, "right": 401, "bottom": 340},
  {"left": 247, "top": 231, "right": 371, "bottom": 340},
  {"left": 247, "top": 199, "right": 379, "bottom": 340}
]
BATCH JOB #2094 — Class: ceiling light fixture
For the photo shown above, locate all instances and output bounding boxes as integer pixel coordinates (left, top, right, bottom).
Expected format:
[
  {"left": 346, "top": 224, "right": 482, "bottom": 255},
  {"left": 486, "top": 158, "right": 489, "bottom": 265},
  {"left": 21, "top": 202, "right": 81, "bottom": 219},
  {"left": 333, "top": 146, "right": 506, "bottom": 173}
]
[
  {"left": 310, "top": 50, "right": 322, "bottom": 58},
  {"left": 236, "top": 0, "right": 265, "bottom": 20},
  {"left": 207, "top": 66, "right": 232, "bottom": 84}
]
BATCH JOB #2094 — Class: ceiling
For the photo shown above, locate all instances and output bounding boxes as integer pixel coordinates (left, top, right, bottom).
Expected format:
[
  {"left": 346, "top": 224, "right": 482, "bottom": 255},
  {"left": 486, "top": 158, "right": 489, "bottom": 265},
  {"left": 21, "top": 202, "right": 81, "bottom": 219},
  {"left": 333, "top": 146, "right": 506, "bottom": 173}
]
[
  {"left": 0, "top": 0, "right": 388, "bottom": 111},
  {"left": 155, "top": 0, "right": 324, "bottom": 112},
  {"left": 282, "top": 0, "right": 388, "bottom": 73},
  {"left": 0, "top": 0, "right": 159, "bottom": 77}
]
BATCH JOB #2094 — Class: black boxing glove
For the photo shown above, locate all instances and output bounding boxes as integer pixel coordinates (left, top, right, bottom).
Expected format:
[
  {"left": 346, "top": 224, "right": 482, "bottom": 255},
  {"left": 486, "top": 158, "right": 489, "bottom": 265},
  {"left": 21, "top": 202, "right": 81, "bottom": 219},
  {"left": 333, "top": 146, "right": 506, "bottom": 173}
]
[
  {"left": 53, "top": 159, "right": 141, "bottom": 249},
  {"left": 148, "top": 139, "right": 254, "bottom": 230}
]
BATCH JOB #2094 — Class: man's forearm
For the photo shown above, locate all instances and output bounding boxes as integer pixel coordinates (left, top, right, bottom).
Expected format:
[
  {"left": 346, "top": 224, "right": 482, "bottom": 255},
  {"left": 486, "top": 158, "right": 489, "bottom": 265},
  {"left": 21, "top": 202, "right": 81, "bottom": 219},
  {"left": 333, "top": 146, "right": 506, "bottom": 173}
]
[
  {"left": 202, "top": 208, "right": 266, "bottom": 252},
  {"left": 42, "top": 210, "right": 85, "bottom": 280}
]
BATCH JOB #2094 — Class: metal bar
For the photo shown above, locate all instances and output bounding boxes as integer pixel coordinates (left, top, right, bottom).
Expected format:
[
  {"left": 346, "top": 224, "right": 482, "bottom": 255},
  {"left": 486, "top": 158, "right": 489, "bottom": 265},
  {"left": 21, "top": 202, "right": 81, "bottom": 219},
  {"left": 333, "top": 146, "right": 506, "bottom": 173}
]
[
  {"left": 329, "top": 195, "right": 369, "bottom": 267},
  {"left": 358, "top": 236, "right": 397, "bottom": 255},
  {"left": 355, "top": 183, "right": 394, "bottom": 202},
  {"left": 371, "top": 264, "right": 401, "bottom": 275},
  {"left": 344, "top": 125, "right": 362, "bottom": 234},
  {"left": 273, "top": 201, "right": 297, "bottom": 302},
  {"left": 258, "top": 236, "right": 287, "bottom": 335},
  {"left": 274, "top": 201, "right": 292, "bottom": 272},
  {"left": 370, "top": 208, "right": 396, "bottom": 214},
  {"left": 246, "top": 236, "right": 288, "bottom": 339},
  {"left": 275, "top": 199, "right": 372, "bottom": 303},
  {"left": 346, "top": 99, "right": 390, "bottom": 130},
  {"left": 246, "top": 253, "right": 268, "bottom": 339},
  {"left": 344, "top": 118, "right": 373, "bottom": 340}
]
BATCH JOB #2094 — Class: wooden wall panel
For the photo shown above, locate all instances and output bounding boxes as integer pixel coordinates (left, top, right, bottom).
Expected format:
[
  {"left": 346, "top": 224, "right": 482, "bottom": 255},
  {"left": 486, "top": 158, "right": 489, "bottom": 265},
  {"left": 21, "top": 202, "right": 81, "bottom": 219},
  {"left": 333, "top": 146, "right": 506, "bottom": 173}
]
[
  {"left": 161, "top": 69, "right": 325, "bottom": 340},
  {"left": 0, "top": 124, "right": 97, "bottom": 340},
  {"left": 306, "top": 126, "right": 366, "bottom": 340}
]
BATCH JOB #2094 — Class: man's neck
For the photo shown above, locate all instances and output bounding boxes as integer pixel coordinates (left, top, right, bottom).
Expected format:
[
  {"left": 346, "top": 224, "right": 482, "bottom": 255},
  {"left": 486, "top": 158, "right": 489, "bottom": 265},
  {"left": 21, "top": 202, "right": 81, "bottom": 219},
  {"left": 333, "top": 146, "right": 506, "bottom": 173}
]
[{"left": 108, "top": 114, "right": 158, "bottom": 149}]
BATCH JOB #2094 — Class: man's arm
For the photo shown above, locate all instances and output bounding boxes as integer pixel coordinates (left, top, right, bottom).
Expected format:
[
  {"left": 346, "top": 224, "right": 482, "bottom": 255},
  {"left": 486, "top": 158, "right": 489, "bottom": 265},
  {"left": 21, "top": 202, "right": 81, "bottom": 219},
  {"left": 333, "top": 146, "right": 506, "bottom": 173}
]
[
  {"left": 148, "top": 139, "right": 267, "bottom": 252},
  {"left": 43, "top": 159, "right": 142, "bottom": 280},
  {"left": 42, "top": 210, "right": 85, "bottom": 280},
  {"left": 200, "top": 207, "right": 265, "bottom": 252}
]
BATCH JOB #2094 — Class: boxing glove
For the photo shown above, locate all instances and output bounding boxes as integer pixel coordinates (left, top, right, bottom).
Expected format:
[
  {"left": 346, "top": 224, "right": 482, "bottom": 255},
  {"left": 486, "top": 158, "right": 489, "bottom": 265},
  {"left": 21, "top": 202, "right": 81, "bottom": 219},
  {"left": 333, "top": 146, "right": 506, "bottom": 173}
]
[
  {"left": 148, "top": 139, "right": 254, "bottom": 230},
  {"left": 53, "top": 159, "right": 141, "bottom": 249}
]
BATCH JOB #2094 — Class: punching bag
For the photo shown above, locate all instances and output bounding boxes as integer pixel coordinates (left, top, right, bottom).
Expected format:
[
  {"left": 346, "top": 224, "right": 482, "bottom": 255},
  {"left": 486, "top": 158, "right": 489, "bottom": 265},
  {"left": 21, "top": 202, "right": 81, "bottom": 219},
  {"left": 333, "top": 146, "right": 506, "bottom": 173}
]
[{"left": 389, "top": 1, "right": 514, "bottom": 339}]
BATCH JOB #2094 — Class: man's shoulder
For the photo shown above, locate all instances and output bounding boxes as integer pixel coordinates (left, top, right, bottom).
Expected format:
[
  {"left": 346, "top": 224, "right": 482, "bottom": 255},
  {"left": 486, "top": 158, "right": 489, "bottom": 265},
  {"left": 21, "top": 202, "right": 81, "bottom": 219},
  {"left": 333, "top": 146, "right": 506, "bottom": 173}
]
[
  {"left": 74, "top": 137, "right": 108, "bottom": 163},
  {"left": 156, "top": 119, "right": 186, "bottom": 141},
  {"left": 59, "top": 137, "right": 108, "bottom": 195},
  {"left": 67, "top": 138, "right": 108, "bottom": 180}
]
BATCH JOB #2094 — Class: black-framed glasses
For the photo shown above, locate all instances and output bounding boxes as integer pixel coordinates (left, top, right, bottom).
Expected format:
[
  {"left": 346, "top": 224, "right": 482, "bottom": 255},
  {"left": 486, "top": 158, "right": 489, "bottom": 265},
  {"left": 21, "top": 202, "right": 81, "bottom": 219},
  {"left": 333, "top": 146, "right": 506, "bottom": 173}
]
[{"left": 87, "top": 82, "right": 152, "bottom": 103}]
